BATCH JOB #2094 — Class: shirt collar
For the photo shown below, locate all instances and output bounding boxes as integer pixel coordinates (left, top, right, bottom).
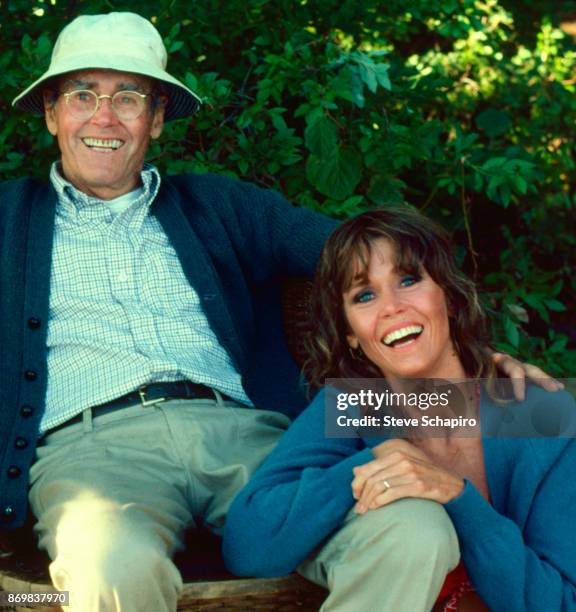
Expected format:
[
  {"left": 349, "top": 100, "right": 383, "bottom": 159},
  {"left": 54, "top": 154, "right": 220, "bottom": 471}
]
[{"left": 49, "top": 161, "right": 161, "bottom": 222}]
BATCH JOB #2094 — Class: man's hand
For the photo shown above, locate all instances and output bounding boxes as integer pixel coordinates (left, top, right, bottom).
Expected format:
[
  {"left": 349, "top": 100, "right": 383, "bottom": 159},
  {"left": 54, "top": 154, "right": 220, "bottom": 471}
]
[
  {"left": 491, "top": 352, "right": 563, "bottom": 401},
  {"left": 351, "top": 439, "right": 464, "bottom": 513}
]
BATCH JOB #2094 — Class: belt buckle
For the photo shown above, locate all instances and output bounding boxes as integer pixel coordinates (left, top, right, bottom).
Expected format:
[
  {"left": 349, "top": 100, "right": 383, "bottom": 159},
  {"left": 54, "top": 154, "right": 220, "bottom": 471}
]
[{"left": 138, "top": 386, "right": 166, "bottom": 407}]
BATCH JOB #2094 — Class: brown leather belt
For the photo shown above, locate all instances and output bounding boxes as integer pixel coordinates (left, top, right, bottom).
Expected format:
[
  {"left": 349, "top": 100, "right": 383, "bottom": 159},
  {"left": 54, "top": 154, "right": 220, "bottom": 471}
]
[{"left": 45, "top": 381, "right": 230, "bottom": 435}]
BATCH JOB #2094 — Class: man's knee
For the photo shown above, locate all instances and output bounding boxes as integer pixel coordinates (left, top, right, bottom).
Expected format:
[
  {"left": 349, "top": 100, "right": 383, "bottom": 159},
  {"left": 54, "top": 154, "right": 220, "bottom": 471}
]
[
  {"left": 51, "top": 542, "right": 181, "bottom": 612},
  {"left": 89, "top": 536, "right": 179, "bottom": 588},
  {"left": 46, "top": 497, "right": 182, "bottom": 610}
]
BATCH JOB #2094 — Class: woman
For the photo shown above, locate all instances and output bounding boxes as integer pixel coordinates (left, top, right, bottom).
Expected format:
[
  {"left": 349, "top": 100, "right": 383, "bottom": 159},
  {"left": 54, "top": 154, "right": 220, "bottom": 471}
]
[{"left": 223, "top": 208, "right": 575, "bottom": 611}]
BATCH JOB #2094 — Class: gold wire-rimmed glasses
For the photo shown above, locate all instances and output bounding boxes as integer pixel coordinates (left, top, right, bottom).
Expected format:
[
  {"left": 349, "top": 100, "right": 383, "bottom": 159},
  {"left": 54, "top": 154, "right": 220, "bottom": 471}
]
[{"left": 60, "top": 89, "right": 151, "bottom": 120}]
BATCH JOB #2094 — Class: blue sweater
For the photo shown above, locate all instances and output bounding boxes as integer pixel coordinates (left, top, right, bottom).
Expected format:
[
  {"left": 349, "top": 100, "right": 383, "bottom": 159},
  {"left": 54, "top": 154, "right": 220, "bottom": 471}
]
[
  {"left": 223, "top": 386, "right": 576, "bottom": 611},
  {"left": 0, "top": 173, "right": 337, "bottom": 528}
]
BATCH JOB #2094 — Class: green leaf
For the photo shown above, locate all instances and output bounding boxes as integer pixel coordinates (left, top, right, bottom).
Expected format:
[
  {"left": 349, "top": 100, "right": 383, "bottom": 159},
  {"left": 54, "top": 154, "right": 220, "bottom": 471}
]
[
  {"left": 270, "top": 113, "right": 288, "bottom": 132},
  {"left": 338, "top": 67, "right": 365, "bottom": 108},
  {"left": 504, "top": 317, "right": 520, "bottom": 348},
  {"left": 340, "top": 195, "right": 364, "bottom": 210},
  {"left": 522, "top": 293, "right": 542, "bottom": 309},
  {"left": 169, "top": 41, "right": 184, "bottom": 53},
  {"left": 36, "top": 33, "right": 52, "bottom": 59},
  {"left": 374, "top": 64, "right": 392, "bottom": 90},
  {"left": 184, "top": 73, "right": 198, "bottom": 91},
  {"left": 367, "top": 175, "right": 406, "bottom": 205},
  {"left": 506, "top": 303, "right": 529, "bottom": 323},
  {"left": 522, "top": 293, "right": 550, "bottom": 323},
  {"left": 358, "top": 61, "right": 377, "bottom": 93},
  {"left": 253, "top": 34, "right": 271, "bottom": 46},
  {"left": 514, "top": 176, "right": 528, "bottom": 194},
  {"left": 328, "top": 70, "right": 356, "bottom": 104},
  {"left": 544, "top": 299, "right": 566, "bottom": 312},
  {"left": 238, "top": 159, "right": 249, "bottom": 174},
  {"left": 168, "top": 23, "right": 181, "bottom": 39},
  {"left": 306, "top": 147, "right": 362, "bottom": 199},
  {"left": 550, "top": 280, "right": 563, "bottom": 296},
  {"left": 482, "top": 157, "right": 508, "bottom": 171},
  {"left": 475, "top": 109, "right": 511, "bottom": 137},
  {"left": 21, "top": 33, "right": 32, "bottom": 54},
  {"left": 549, "top": 336, "right": 568, "bottom": 353},
  {"left": 304, "top": 116, "right": 338, "bottom": 157}
]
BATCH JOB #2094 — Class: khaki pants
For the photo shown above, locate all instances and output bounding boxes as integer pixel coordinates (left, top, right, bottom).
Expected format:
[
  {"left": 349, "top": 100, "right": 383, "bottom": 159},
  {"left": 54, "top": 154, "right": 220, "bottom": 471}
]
[
  {"left": 29, "top": 397, "right": 290, "bottom": 612},
  {"left": 299, "top": 499, "right": 460, "bottom": 612},
  {"left": 30, "top": 397, "right": 459, "bottom": 612}
]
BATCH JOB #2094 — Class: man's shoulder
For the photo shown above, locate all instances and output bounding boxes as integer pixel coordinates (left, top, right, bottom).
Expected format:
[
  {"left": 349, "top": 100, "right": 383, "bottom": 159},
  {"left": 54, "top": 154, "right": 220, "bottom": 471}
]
[
  {"left": 166, "top": 171, "right": 262, "bottom": 189},
  {"left": 167, "top": 171, "right": 244, "bottom": 189},
  {"left": 0, "top": 176, "right": 32, "bottom": 195},
  {"left": 160, "top": 172, "right": 337, "bottom": 250},
  {"left": 0, "top": 176, "right": 48, "bottom": 203},
  {"left": 0, "top": 176, "right": 44, "bottom": 188},
  {"left": 164, "top": 172, "right": 291, "bottom": 208}
]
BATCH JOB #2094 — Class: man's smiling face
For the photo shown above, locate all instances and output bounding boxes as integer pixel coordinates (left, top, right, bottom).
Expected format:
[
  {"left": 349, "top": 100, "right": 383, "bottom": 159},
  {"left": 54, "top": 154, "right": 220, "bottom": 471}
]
[{"left": 44, "top": 69, "right": 165, "bottom": 200}]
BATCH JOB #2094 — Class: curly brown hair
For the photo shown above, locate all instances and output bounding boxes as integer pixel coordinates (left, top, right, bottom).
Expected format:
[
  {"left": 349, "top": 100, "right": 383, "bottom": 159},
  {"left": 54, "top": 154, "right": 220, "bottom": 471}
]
[{"left": 303, "top": 207, "right": 494, "bottom": 389}]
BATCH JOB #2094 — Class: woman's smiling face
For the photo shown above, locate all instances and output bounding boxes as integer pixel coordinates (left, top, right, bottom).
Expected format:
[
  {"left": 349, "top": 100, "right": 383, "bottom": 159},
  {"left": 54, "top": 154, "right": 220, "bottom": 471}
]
[{"left": 343, "top": 238, "right": 466, "bottom": 383}]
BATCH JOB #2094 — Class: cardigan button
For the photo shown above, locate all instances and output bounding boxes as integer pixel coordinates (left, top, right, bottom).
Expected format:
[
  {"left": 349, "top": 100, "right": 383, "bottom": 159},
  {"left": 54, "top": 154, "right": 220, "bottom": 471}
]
[
  {"left": 24, "top": 370, "right": 37, "bottom": 381},
  {"left": 28, "top": 317, "right": 42, "bottom": 329},
  {"left": 14, "top": 437, "right": 28, "bottom": 450},
  {"left": 1, "top": 506, "right": 15, "bottom": 522},
  {"left": 7, "top": 466, "right": 21, "bottom": 479},
  {"left": 20, "top": 406, "right": 34, "bottom": 418}
]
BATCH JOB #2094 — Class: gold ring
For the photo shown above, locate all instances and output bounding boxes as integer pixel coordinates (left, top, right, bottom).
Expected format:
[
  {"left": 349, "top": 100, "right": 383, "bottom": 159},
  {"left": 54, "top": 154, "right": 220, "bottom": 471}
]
[{"left": 383, "top": 479, "right": 391, "bottom": 490}]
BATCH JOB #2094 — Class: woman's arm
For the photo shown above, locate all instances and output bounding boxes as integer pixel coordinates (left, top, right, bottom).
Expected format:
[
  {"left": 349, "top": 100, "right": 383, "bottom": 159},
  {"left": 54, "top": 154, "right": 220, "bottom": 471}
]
[
  {"left": 223, "top": 390, "right": 372, "bottom": 577},
  {"left": 351, "top": 410, "right": 576, "bottom": 610},
  {"left": 444, "top": 439, "right": 576, "bottom": 612}
]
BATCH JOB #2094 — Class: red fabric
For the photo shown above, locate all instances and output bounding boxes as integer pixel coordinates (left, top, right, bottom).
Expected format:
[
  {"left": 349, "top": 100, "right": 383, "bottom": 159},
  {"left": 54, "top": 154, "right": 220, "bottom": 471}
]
[
  {"left": 442, "top": 582, "right": 475, "bottom": 611},
  {"left": 436, "top": 384, "right": 484, "bottom": 609},
  {"left": 436, "top": 561, "right": 470, "bottom": 602}
]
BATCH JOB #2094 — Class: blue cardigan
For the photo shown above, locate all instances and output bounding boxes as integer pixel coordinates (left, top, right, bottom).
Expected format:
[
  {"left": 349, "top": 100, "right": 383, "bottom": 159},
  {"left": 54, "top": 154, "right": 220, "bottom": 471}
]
[
  {"left": 0, "top": 173, "right": 336, "bottom": 528},
  {"left": 223, "top": 387, "right": 576, "bottom": 611}
]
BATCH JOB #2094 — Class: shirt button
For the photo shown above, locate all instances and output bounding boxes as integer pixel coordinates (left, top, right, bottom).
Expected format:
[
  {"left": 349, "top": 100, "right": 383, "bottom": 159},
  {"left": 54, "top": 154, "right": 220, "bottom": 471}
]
[
  {"left": 24, "top": 370, "right": 37, "bottom": 381},
  {"left": 7, "top": 466, "right": 21, "bottom": 479},
  {"left": 21, "top": 406, "right": 34, "bottom": 418},
  {"left": 14, "top": 438, "right": 28, "bottom": 450},
  {"left": 28, "top": 317, "right": 42, "bottom": 329},
  {"left": 117, "top": 271, "right": 129, "bottom": 282},
  {"left": 2, "top": 506, "right": 15, "bottom": 522}
]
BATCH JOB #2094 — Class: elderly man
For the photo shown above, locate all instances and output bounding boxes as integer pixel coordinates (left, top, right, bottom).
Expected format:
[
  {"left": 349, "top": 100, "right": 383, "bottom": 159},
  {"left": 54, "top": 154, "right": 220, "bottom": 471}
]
[{"left": 1, "top": 11, "right": 553, "bottom": 612}]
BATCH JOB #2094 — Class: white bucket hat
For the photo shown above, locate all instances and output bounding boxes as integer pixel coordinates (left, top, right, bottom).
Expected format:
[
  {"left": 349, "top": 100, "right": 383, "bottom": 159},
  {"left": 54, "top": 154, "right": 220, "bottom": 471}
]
[{"left": 12, "top": 12, "right": 202, "bottom": 121}]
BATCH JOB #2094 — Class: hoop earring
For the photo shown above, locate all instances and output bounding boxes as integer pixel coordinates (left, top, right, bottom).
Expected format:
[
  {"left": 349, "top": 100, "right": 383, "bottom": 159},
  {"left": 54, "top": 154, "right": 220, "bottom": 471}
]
[{"left": 349, "top": 346, "right": 364, "bottom": 361}]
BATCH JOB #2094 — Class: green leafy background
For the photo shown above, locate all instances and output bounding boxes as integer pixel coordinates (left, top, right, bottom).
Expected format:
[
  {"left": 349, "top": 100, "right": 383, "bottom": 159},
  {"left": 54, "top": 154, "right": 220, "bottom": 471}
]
[{"left": 1, "top": 0, "right": 574, "bottom": 375}]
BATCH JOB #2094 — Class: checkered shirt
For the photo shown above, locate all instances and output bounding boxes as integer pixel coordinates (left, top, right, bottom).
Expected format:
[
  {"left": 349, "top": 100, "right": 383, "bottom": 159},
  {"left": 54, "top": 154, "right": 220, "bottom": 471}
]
[{"left": 41, "top": 162, "right": 252, "bottom": 432}]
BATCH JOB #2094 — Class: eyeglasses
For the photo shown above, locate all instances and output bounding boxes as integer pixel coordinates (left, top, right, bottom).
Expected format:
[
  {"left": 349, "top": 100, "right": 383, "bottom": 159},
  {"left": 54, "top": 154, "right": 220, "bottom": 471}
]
[{"left": 60, "top": 89, "right": 151, "bottom": 120}]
